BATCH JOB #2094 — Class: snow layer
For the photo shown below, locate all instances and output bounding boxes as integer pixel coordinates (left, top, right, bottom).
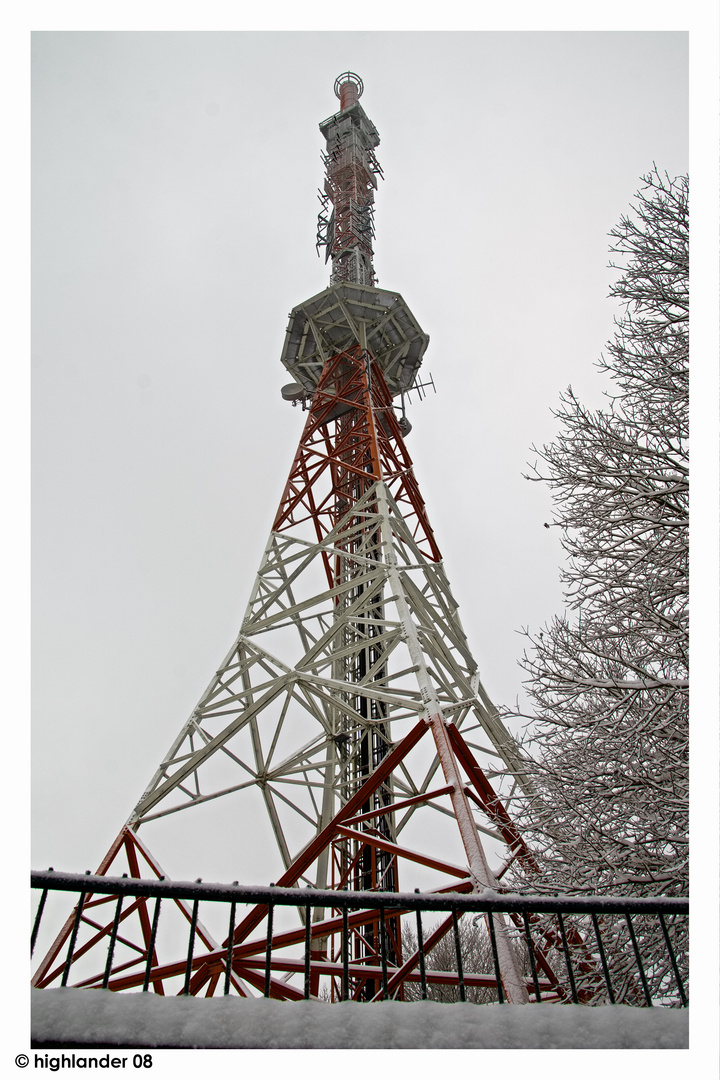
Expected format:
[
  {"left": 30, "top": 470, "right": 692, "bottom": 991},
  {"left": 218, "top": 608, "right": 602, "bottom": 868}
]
[{"left": 31, "top": 988, "right": 688, "bottom": 1050}]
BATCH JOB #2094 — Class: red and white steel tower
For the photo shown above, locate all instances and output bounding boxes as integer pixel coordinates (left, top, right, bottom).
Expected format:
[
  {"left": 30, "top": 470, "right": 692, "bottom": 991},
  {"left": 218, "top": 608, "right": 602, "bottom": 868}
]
[{"left": 34, "top": 74, "right": 559, "bottom": 1005}]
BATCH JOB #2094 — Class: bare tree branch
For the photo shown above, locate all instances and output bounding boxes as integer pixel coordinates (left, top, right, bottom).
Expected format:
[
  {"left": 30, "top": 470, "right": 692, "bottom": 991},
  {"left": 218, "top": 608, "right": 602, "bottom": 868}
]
[{"left": 508, "top": 167, "right": 688, "bottom": 976}]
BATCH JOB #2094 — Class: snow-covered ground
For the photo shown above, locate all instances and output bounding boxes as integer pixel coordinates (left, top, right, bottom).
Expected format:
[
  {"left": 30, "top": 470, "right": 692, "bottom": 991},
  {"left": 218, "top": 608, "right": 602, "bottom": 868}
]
[{"left": 32, "top": 988, "right": 687, "bottom": 1050}]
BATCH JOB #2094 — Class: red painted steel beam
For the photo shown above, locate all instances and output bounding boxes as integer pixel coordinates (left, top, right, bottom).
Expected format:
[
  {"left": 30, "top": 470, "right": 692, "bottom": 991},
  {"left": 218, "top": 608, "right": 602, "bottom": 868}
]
[
  {"left": 446, "top": 721, "right": 539, "bottom": 874},
  {"left": 334, "top": 826, "right": 468, "bottom": 879},
  {"left": 341, "top": 784, "right": 456, "bottom": 826},
  {"left": 230, "top": 718, "right": 429, "bottom": 939}
]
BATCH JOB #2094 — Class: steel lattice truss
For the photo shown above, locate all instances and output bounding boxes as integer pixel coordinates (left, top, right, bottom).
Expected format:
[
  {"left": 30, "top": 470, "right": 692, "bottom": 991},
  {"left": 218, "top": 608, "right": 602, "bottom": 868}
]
[
  {"left": 132, "top": 349, "right": 534, "bottom": 864},
  {"left": 33, "top": 346, "right": 562, "bottom": 1004},
  {"left": 33, "top": 76, "right": 580, "bottom": 1005}
]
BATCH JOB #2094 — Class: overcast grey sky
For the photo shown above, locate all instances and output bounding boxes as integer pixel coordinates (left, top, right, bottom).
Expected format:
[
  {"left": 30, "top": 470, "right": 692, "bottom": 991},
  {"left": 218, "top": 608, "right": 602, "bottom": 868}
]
[{"left": 31, "top": 31, "right": 690, "bottom": 883}]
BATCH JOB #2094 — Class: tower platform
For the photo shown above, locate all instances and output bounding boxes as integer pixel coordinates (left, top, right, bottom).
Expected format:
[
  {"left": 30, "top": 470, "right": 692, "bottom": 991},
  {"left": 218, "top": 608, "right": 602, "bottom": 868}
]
[{"left": 280, "top": 281, "right": 429, "bottom": 397}]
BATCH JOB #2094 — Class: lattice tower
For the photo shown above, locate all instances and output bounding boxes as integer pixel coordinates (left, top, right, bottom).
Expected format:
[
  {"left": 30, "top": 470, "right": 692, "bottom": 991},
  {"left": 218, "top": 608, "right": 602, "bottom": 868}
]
[{"left": 32, "top": 74, "right": 567, "bottom": 1007}]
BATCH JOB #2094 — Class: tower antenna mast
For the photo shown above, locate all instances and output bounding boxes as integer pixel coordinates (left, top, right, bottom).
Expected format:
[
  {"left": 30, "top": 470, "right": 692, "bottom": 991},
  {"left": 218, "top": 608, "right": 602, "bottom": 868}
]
[{"left": 317, "top": 72, "right": 382, "bottom": 287}]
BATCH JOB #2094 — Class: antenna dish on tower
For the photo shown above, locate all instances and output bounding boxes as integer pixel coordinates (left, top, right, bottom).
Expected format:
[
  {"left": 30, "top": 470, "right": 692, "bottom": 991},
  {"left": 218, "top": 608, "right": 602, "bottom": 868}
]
[
  {"left": 281, "top": 381, "right": 310, "bottom": 408},
  {"left": 281, "top": 382, "right": 305, "bottom": 402}
]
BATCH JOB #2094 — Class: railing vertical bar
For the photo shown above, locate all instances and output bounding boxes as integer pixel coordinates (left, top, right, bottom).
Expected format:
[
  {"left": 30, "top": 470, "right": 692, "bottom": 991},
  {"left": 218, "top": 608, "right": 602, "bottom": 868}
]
[
  {"left": 451, "top": 910, "right": 466, "bottom": 1003},
  {"left": 224, "top": 900, "right": 237, "bottom": 997},
  {"left": 101, "top": 895, "right": 124, "bottom": 989},
  {"left": 264, "top": 902, "right": 275, "bottom": 999},
  {"left": 657, "top": 912, "right": 687, "bottom": 1007},
  {"left": 590, "top": 913, "right": 615, "bottom": 1004},
  {"left": 60, "top": 892, "right": 86, "bottom": 988},
  {"left": 304, "top": 903, "right": 312, "bottom": 1000},
  {"left": 557, "top": 912, "right": 579, "bottom": 1004},
  {"left": 183, "top": 900, "right": 199, "bottom": 996},
  {"left": 31, "top": 889, "right": 49, "bottom": 957},
  {"left": 379, "top": 906, "right": 389, "bottom": 1000},
  {"left": 522, "top": 913, "right": 542, "bottom": 1002},
  {"left": 415, "top": 909, "right": 428, "bottom": 1000},
  {"left": 487, "top": 914, "right": 504, "bottom": 1004},
  {"left": 142, "top": 896, "right": 162, "bottom": 993},
  {"left": 624, "top": 913, "right": 652, "bottom": 1006},
  {"left": 341, "top": 904, "right": 350, "bottom": 1001}
]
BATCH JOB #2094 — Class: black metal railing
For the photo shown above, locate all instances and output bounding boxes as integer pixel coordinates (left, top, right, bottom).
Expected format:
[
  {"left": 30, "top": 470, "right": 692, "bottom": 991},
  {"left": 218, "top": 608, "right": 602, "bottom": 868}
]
[{"left": 31, "top": 870, "right": 688, "bottom": 1007}]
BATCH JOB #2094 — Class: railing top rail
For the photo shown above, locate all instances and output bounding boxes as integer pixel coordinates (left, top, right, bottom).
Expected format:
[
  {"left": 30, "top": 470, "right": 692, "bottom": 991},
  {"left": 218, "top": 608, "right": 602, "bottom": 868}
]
[{"left": 31, "top": 870, "right": 688, "bottom": 916}]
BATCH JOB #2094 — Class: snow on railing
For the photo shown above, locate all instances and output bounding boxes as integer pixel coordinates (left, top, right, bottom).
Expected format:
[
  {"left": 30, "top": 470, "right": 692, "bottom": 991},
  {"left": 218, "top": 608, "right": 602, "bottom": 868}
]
[{"left": 31, "top": 870, "right": 688, "bottom": 1007}]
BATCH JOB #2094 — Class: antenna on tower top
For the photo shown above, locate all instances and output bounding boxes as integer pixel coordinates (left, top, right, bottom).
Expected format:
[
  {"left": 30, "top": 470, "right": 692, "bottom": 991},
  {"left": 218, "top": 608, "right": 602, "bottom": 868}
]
[
  {"left": 334, "top": 71, "right": 364, "bottom": 109},
  {"left": 317, "top": 72, "right": 381, "bottom": 287},
  {"left": 285, "top": 77, "right": 430, "bottom": 408}
]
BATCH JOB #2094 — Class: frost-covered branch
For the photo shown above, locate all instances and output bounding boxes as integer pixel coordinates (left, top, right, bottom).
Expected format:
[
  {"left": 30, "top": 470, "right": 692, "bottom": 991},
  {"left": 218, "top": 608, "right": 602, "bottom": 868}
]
[{"left": 509, "top": 168, "right": 688, "bottom": 970}]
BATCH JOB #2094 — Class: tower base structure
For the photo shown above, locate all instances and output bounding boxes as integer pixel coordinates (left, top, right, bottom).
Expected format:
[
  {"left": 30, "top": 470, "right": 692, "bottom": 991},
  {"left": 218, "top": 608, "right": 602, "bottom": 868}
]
[{"left": 32, "top": 340, "right": 557, "bottom": 1003}]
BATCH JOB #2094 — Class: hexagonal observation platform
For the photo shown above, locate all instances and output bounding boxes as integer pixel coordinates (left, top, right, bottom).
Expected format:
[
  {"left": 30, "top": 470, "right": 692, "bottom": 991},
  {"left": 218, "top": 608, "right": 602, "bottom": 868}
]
[{"left": 280, "top": 282, "right": 428, "bottom": 398}]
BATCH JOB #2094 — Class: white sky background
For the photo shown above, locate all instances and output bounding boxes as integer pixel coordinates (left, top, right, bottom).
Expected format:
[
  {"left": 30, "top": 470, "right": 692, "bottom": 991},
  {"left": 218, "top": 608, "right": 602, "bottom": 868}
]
[{"left": 31, "top": 30, "right": 690, "bottom": 874}]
